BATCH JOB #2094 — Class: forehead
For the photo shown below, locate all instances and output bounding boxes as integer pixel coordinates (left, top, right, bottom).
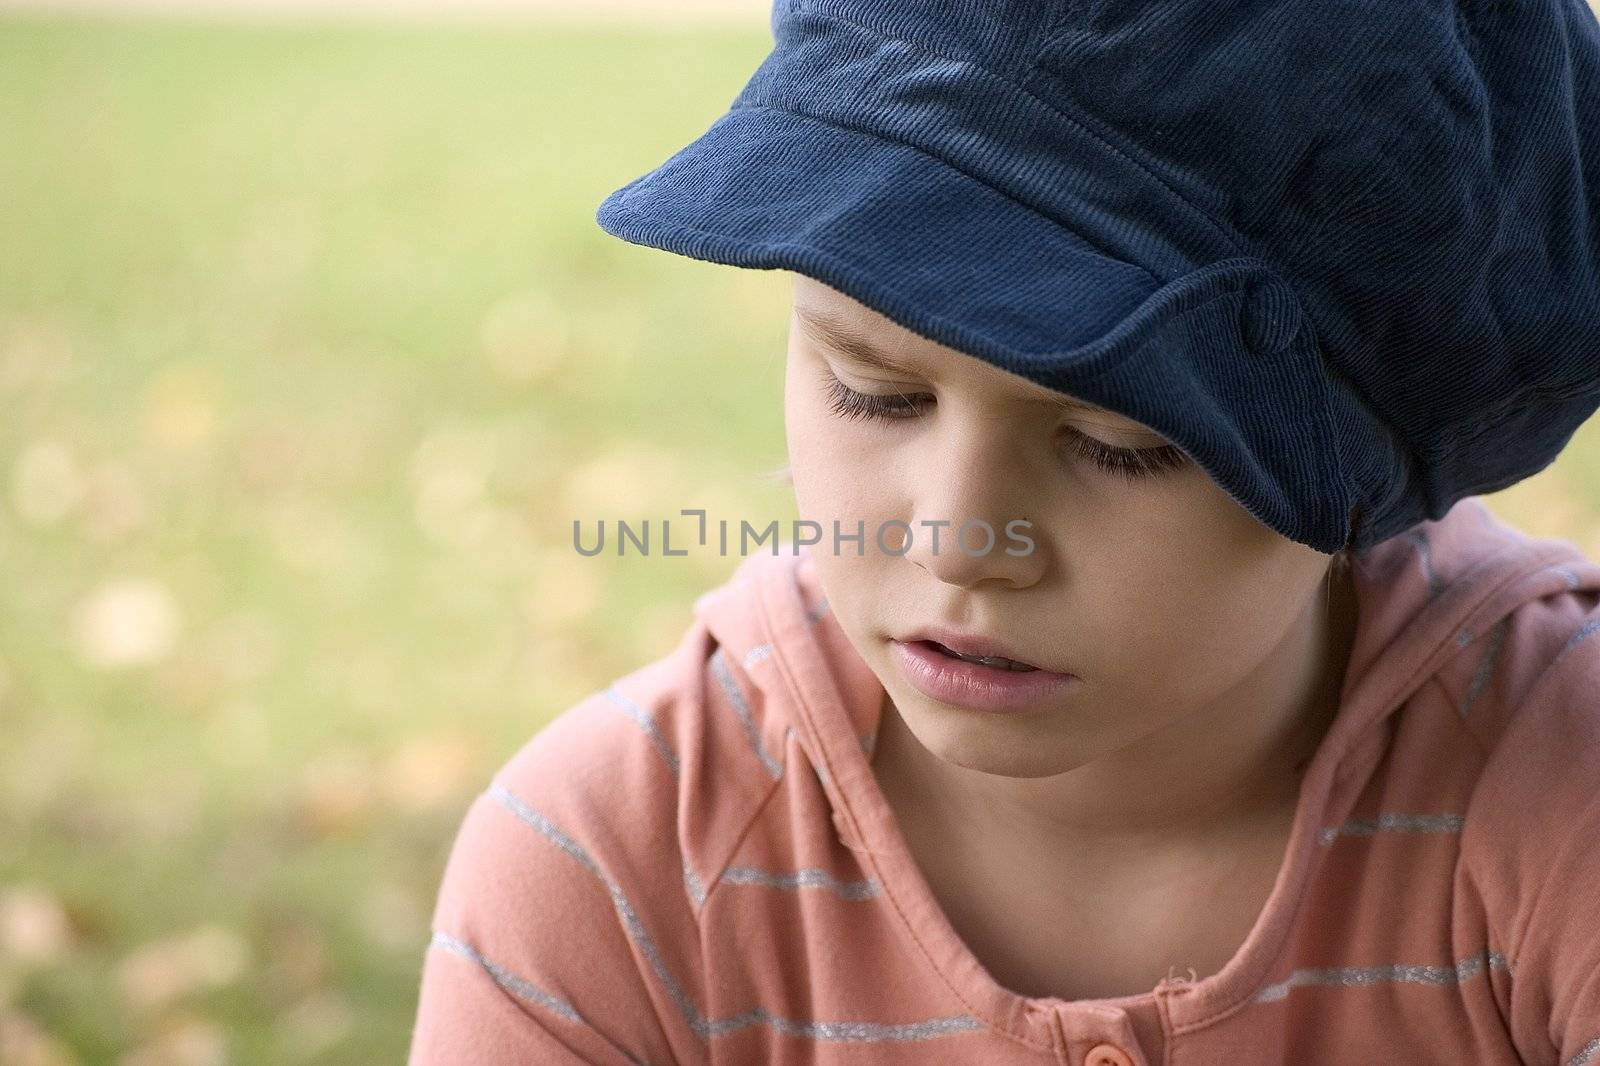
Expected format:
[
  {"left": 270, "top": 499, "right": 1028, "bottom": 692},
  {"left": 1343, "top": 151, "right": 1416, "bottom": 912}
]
[{"left": 790, "top": 281, "right": 1116, "bottom": 418}]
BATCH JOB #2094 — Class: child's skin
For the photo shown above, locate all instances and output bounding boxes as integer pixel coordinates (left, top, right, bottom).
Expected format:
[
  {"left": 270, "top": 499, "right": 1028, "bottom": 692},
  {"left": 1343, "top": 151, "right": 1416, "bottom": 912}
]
[{"left": 783, "top": 272, "right": 1361, "bottom": 999}]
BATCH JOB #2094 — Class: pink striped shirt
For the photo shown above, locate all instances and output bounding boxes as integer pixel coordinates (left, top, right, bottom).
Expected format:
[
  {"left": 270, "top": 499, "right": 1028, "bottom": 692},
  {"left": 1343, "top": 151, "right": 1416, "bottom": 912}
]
[{"left": 408, "top": 496, "right": 1600, "bottom": 1064}]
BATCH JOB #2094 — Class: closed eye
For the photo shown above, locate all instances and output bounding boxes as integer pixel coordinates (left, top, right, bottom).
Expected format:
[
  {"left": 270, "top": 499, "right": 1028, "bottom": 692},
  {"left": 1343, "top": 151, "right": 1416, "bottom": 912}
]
[{"left": 819, "top": 370, "right": 1190, "bottom": 482}]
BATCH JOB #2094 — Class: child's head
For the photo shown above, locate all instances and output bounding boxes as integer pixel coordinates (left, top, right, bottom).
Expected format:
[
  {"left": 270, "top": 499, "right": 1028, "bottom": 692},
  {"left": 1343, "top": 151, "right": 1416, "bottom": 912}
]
[
  {"left": 784, "top": 272, "right": 1356, "bottom": 780},
  {"left": 598, "top": 1, "right": 1600, "bottom": 565}
]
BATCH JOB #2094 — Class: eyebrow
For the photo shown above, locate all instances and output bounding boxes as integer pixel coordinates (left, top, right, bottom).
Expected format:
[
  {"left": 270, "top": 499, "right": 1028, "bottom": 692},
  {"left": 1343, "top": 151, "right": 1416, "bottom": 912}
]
[{"left": 792, "top": 302, "right": 1106, "bottom": 416}]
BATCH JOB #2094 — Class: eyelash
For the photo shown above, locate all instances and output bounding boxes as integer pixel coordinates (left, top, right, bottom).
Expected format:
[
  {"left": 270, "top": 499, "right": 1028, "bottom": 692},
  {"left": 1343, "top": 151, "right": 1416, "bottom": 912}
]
[{"left": 821, "top": 373, "right": 1190, "bottom": 482}]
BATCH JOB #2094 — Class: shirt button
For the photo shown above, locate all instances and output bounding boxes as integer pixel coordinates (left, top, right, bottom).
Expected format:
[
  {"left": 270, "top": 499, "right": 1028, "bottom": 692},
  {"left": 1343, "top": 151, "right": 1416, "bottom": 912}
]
[{"left": 1084, "top": 1044, "right": 1136, "bottom": 1066}]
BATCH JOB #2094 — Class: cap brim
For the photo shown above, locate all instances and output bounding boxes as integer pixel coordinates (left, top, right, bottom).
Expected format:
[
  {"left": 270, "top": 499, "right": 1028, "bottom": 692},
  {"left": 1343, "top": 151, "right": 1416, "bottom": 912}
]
[
  {"left": 595, "top": 103, "right": 1357, "bottom": 554},
  {"left": 596, "top": 104, "right": 1160, "bottom": 366}
]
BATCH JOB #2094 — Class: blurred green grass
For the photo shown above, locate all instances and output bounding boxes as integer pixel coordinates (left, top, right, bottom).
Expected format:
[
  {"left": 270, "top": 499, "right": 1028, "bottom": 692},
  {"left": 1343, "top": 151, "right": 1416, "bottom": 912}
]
[
  {"left": 0, "top": 13, "right": 795, "bottom": 1064},
  {"left": 0, "top": 11, "right": 1596, "bottom": 1066}
]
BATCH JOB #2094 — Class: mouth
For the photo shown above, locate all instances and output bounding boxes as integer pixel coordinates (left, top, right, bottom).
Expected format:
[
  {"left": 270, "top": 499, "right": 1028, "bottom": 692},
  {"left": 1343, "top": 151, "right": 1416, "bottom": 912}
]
[
  {"left": 888, "top": 635, "right": 1079, "bottom": 712},
  {"left": 916, "top": 640, "right": 1041, "bottom": 672},
  {"left": 897, "top": 624, "right": 1073, "bottom": 676}
]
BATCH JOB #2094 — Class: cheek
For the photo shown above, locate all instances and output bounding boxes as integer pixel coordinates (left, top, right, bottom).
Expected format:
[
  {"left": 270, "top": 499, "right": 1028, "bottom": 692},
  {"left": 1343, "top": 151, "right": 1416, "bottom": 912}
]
[
  {"left": 1066, "top": 516, "right": 1287, "bottom": 634},
  {"left": 784, "top": 362, "right": 899, "bottom": 527},
  {"left": 1091, "top": 541, "right": 1321, "bottom": 700}
]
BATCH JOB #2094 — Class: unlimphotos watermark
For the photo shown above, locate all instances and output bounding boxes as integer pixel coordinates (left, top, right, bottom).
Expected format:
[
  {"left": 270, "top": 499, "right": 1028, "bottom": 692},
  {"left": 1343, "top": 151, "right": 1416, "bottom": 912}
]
[{"left": 572, "top": 511, "right": 1036, "bottom": 558}]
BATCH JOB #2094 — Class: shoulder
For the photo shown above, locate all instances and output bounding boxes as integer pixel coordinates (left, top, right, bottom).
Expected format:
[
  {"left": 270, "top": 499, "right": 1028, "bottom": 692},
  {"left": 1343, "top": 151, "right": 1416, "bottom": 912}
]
[
  {"left": 1431, "top": 557, "right": 1600, "bottom": 736},
  {"left": 472, "top": 613, "right": 784, "bottom": 875},
  {"left": 1455, "top": 573, "right": 1600, "bottom": 936},
  {"left": 418, "top": 615, "right": 794, "bottom": 1063},
  {"left": 1449, "top": 577, "right": 1600, "bottom": 1066},
  {"left": 1453, "top": 571, "right": 1600, "bottom": 804},
  {"left": 429, "top": 608, "right": 792, "bottom": 940}
]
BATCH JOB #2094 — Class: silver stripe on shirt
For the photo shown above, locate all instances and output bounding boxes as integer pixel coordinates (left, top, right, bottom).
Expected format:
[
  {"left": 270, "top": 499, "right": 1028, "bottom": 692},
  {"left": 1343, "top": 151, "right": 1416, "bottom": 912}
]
[
  {"left": 709, "top": 647, "right": 783, "bottom": 780},
  {"left": 1253, "top": 948, "right": 1509, "bottom": 1003},
  {"left": 604, "top": 686, "right": 681, "bottom": 777},
  {"left": 428, "top": 930, "right": 652, "bottom": 1066},
  {"left": 487, "top": 782, "right": 715, "bottom": 1036},
  {"left": 1405, "top": 528, "right": 1444, "bottom": 596},
  {"left": 701, "top": 1010, "right": 983, "bottom": 1042},
  {"left": 1461, "top": 617, "right": 1511, "bottom": 719},
  {"left": 1568, "top": 1036, "right": 1600, "bottom": 1066},
  {"left": 683, "top": 855, "right": 710, "bottom": 909},
  {"left": 486, "top": 782, "right": 981, "bottom": 1046},
  {"left": 1317, "top": 813, "right": 1465, "bottom": 846},
  {"left": 718, "top": 865, "right": 881, "bottom": 900},
  {"left": 1554, "top": 617, "right": 1600, "bottom": 667},
  {"left": 601, "top": 572, "right": 833, "bottom": 781},
  {"left": 742, "top": 560, "right": 832, "bottom": 669},
  {"left": 430, "top": 929, "right": 584, "bottom": 1024}
]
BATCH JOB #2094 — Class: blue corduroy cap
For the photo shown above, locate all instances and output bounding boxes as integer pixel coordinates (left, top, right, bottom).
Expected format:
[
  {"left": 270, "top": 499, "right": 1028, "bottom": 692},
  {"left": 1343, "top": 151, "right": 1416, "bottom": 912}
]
[{"left": 594, "top": 0, "right": 1600, "bottom": 555}]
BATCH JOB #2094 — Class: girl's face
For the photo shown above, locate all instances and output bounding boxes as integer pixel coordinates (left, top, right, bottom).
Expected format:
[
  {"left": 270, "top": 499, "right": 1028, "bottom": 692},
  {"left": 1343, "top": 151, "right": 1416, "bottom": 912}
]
[{"left": 783, "top": 273, "right": 1346, "bottom": 782}]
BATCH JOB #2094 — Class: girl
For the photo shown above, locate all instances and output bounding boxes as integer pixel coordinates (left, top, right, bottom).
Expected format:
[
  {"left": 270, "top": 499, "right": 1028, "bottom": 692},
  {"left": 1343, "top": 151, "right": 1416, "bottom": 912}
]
[{"left": 409, "top": 1, "right": 1600, "bottom": 1063}]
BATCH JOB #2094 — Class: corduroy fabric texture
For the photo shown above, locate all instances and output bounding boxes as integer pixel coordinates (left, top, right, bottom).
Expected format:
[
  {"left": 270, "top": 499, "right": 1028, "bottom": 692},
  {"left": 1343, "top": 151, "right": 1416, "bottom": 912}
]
[{"left": 594, "top": 0, "right": 1600, "bottom": 555}]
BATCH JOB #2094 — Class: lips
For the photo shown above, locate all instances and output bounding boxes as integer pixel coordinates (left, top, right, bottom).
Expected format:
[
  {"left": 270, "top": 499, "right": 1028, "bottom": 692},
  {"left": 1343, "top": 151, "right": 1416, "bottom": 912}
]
[
  {"left": 899, "top": 625, "right": 1069, "bottom": 676},
  {"left": 922, "top": 641, "right": 1038, "bottom": 672},
  {"left": 889, "top": 636, "right": 1079, "bottom": 712}
]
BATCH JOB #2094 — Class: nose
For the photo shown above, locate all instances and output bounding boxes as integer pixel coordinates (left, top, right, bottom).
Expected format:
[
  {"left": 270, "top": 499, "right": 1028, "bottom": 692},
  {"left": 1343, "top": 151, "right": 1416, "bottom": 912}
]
[{"left": 896, "top": 428, "right": 1049, "bottom": 590}]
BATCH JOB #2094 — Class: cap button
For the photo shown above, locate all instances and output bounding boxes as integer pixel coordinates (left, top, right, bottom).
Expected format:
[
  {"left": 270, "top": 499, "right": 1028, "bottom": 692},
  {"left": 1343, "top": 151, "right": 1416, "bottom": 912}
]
[{"left": 1238, "top": 275, "right": 1303, "bottom": 356}]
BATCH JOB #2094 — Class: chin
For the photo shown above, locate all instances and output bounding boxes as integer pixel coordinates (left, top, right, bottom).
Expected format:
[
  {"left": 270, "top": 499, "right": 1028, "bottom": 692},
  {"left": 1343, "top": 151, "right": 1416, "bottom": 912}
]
[{"left": 896, "top": 700, "right": 1093, "bottom": 780}]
